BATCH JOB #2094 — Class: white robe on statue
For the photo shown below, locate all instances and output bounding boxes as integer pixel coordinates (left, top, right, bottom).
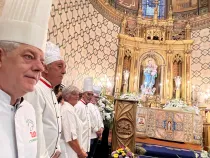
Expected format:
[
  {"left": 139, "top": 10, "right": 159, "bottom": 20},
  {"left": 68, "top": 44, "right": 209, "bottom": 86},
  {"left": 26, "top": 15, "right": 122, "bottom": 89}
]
[
  {"left": 24, "top": 77, "right": 61, "bottom": 158},
  {"left": 0, "top": 90, "right": 37, "bottom": 158},
  {"left": 60, "top": 101, "right": 83, "bottom": 158},
  {"left": 74, "top": 100, "right": 91, "bottom": 152}
]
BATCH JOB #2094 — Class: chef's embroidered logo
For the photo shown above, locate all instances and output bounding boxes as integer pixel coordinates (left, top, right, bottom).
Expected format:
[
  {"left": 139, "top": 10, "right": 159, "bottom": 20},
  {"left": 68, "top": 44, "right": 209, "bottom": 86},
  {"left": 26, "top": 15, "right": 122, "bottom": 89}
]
[
  {"left": 26, "top": 119, "right": 37, "bottom": 142},
  {"left": 30, "top": 131, "right": 37, "bottom": 138}
]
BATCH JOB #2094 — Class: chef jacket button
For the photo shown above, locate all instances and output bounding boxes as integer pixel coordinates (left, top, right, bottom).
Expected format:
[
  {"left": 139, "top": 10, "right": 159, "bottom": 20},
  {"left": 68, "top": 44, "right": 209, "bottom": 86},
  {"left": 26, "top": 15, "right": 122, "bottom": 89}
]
[
  {"left": 11, "top": 108, "right": 14, "bottom": 111},
  {"left": 56, "top": 147, "right": 57, "bottom": 149},
  {"left": 57, "top": 117, "right": 59, "bottom": 118}
]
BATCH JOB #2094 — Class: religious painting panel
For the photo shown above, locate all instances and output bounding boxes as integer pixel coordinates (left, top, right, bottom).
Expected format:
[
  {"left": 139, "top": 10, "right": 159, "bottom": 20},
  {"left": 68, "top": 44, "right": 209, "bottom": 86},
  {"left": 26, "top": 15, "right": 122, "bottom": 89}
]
[
  {"left": 172, "top": 0, "right": 198, "bottom": 12},
  {"left": 136, "top": 107, "right": 147, "bottom": 135},
  {"left": 117, "top": 0, "right": 139, "bottom": 10}
]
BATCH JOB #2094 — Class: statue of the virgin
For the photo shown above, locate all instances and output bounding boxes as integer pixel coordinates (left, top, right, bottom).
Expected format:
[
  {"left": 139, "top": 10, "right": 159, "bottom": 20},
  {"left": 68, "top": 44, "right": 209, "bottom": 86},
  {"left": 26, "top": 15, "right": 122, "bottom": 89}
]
[{"left": 141, "top": 60, "right": 158, "bottom": 95}]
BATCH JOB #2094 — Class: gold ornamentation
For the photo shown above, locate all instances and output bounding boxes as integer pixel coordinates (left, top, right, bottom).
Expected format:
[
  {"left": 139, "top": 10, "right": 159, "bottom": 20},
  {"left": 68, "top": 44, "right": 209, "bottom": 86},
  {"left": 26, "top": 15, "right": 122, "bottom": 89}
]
[
  {"left": 89, "top": 0, "right": 210, "bottom": 31},
  {"left": 115, "top": 5, "right": 194, "bottom": 104}
]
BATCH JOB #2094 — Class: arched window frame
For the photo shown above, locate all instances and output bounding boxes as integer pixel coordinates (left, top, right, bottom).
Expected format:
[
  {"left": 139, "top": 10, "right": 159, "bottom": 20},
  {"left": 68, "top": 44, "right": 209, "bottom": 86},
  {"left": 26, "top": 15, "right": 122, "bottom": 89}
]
[{"left": 142, "top": 0, "right": 166, "bottom": 18}]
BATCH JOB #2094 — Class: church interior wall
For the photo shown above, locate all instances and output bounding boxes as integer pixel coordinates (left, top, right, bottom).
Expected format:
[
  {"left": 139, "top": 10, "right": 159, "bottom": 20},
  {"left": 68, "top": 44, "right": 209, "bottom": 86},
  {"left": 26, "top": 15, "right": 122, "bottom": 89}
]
[
  {"left": 191, "top": 27, "right": 210, "bottom": 91},
  {"left": 47, "top": 0, "right": 120, "bottom": 90}
]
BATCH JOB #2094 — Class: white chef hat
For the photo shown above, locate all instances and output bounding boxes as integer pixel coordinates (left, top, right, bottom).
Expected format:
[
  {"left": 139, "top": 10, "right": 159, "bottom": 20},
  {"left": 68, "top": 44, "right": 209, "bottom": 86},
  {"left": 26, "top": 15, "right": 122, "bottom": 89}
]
[
  {"left": 44, "top": 41, "right": 63, "bottom": 65},
  {"left": 83, "top": 77, "right": 93, "bottom": 92},
  {"left": 93, "top": 85, "right": 102, "bottom": 97},
  {"left": 0, "top": 0, "right": 52, "bottom": 51}
]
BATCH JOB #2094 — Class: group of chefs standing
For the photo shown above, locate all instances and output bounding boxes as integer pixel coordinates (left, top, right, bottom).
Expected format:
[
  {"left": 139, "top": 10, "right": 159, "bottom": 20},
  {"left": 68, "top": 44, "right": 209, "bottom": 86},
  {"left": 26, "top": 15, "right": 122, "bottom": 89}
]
[{"left": 0, "top": 0, "right": 104, "bottom": 158}]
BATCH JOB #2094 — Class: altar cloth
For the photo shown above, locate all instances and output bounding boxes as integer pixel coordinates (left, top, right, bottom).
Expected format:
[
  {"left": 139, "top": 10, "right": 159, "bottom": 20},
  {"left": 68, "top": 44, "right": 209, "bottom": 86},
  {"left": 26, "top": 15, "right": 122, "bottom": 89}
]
[{"left": 136, "top": 107, "right": 203, "bottom": 144}]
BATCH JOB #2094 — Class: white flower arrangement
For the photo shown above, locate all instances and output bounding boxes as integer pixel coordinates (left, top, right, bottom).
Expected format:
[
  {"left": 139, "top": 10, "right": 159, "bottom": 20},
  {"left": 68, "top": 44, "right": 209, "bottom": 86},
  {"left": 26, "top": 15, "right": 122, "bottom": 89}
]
[
  {"left": 163, "top": 99, "right": 200, "bottom": 115},
  {"left": 120, "top": 93, "right": 140, "bottom": 101},
  {"left": 119, "top": 93, "right": 147, "bottom": 107},
  {"left": 195, "top": 150, "right": 209, "bottom": 158},
  {"left": 164, "top": 99, "right": 187, "bottom": 108},
  {"left": 97, "top": 96, "right": 115, "bottom": 128}
]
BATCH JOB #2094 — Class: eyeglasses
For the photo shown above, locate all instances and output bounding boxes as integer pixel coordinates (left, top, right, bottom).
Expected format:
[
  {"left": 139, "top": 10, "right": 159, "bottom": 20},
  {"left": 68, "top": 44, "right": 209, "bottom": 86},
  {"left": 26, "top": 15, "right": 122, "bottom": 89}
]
[
  {"left": 71, "top": 92, "right": 79, "bottom": 97},
  {"left": 86, "top": 92, "right": 93, "bottom": 97}
]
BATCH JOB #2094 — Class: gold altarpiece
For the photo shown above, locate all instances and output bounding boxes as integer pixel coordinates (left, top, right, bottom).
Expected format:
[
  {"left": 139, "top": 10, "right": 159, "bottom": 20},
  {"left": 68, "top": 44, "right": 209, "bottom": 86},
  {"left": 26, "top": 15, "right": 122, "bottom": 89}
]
[{"left": 114, "top": 3, "right": 194, "bottom": 105}]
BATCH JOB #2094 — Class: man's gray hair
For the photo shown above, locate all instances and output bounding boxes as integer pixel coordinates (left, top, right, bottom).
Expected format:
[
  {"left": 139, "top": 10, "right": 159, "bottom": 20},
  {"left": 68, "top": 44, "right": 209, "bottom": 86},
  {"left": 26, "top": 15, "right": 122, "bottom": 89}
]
[
  {"left": 0, "top": 41, "right": 20, "bottom": 52},
  {"left": 62, "top": 85, "right": 80, "bottom": 101}
]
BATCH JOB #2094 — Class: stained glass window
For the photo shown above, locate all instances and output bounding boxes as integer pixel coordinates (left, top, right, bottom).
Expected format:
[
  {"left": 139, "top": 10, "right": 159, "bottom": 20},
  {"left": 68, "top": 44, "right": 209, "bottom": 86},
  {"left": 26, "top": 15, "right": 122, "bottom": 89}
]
[{"left": 142, "top": 0, "right": 166, "bottom": 18}]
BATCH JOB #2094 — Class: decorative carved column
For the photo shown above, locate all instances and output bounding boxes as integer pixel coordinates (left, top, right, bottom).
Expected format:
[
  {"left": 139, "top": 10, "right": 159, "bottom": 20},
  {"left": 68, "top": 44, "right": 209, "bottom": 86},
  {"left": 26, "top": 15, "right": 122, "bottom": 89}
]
[
  {"left": 203, "top": 122, "right": 210, "bottom": 151},
  {"left": 121, "top": 16, "right": 127, "bottom": 34},
  {"left": 132, "top": 48, "right": 139, "bottom": 93},
  {"left": 160, "top": 65, "right": 165, "bottom": 102},
  {"left": 166, "top": 50, "right": 173, "bottom": 100},
  {"left": 129, "top": 48, "right": 138, "bottom": 93},
  {"left": 209, "top": 1, "right": 210, "bottom": 12},
  {"left": 115, "top": 45, "right": 124, "bottom": 96},
  {"left": 185, "top": 50, "right": 192, "bottom": 105},
  {"left": 185, "top": 23, "right": 191, "bottom": 40},
  {"left": 112, "top": 99, "right": 138, "bottom": 153}
]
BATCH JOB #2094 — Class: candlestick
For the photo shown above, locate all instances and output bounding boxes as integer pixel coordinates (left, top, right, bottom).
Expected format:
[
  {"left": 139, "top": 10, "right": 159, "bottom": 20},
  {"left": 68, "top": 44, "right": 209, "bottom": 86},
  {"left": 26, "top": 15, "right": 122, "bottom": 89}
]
[
  {"left": 166, "top": 79, "right": 169, "bottom": 99},
  {"left": 116, "top": 76, "right": 119, "bottom": 87},
  {"left": 187, "top": 81, "right": 190, "bottom": 101},
  {"left": 134, "top": 76, "right": 138, "bottom": 91}
]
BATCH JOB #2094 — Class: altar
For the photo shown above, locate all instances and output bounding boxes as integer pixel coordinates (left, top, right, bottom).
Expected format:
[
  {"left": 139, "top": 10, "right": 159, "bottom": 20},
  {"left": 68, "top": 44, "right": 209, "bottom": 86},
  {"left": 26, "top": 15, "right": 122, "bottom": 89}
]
[
  {"left": 111, "top": 0, "right": 208, "bottom": 154},
  {"left": 112, "top": 99, "right": 203, "bottom": 152},
  {"left": 114, "top": 1, "right": 193, "bottom": 105},
  {"left": 136, "top": 107, "right": 203, "bottom": 145}
]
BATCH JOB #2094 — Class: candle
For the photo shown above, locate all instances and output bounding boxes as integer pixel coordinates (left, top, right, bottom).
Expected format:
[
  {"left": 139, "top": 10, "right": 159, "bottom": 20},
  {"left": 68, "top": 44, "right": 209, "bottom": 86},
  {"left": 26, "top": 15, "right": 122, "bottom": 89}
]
[
  {"left": 187, "top": 81, "right": 190, "bottom": 100},
  {"left": 134, "top": 76, "right": 138, "bottom": 91},
  {"left": 166, "top": 79, "right": 169, "bottom": 97},
  {"left": 115, "top": 76, "right": 119, "bottom": 92},
  {"left": 187, "top": 81, "right": 190, "bottom": 89},
  {"left": 192, "top": 85, "right": 195, "bottom": 102}
]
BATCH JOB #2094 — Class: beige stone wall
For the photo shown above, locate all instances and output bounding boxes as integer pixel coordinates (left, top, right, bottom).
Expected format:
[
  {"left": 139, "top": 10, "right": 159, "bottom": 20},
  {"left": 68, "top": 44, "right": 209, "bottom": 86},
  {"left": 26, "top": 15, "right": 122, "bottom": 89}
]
[
  {"left": 48, "top": 0, "right": 120, "bottom": 91},
  {"left": 191, "top": 27, "right": 210, "bottom": 91}
]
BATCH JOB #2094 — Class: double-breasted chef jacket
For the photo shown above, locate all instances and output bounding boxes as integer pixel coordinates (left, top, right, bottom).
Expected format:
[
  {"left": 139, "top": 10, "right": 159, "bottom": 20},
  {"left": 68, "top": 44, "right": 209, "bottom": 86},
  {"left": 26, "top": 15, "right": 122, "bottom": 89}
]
[
  {"left": 74, "top": 100, "right": 91, "bottom": 152},
  {"left": 24, "top": 77, "right": 61, "bottom": 158},
  {"left": 0, "top": 89, "right": 37, "bottom": 158},
  {"left": 88, "top": 103, "right": 104, "bottom": 139}
]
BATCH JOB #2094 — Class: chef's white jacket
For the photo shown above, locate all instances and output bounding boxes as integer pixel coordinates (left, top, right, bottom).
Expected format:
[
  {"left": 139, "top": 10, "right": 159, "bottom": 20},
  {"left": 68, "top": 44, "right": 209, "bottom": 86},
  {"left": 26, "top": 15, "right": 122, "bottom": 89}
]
[
  {"left": 0, "top": 89, "right": 37, "bottom": 158},
  {"left": 24, "top": 77, "right": 61, "bottom": 158},
  {"left": 60, "top": 101, "right": 83, "bottom": 158},
  {"left": 74, "top": 100, "right": 91, "bottom": 152},
  {"left": 88, "top": 103, "right": 104, "bottom": 139}
]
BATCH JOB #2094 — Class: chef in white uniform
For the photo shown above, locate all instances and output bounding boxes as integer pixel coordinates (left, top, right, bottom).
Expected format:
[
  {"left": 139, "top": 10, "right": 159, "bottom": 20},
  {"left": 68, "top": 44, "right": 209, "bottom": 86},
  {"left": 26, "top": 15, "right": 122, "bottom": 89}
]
[
  {"left": 75, "top": 77, "right": 94, "bottom": 153},
  {"left": 88, "top": 86, "right": 104, "bottom": 158},
  {"left": 60, "top": 85, "right": 87, "bottom": 158},
  {"left": 0, "top": 0, "right": 52, "bottom": 157},
  {"left": 24, "top": 42, "right": 66, "bottom": 158}
]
